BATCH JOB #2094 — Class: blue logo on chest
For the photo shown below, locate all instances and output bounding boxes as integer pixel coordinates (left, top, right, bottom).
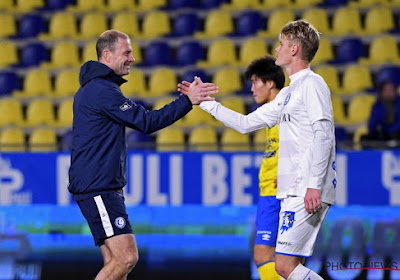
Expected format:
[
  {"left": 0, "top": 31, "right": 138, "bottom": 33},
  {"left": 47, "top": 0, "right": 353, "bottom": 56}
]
[{"left": 284, "top": 93, "right": 291, "bottom": 105}]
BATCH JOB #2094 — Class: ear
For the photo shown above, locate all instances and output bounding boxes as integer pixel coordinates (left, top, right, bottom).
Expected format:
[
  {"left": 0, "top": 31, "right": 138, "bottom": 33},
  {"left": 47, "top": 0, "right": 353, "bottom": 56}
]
[
  {"left": 291, "top": 44, "right": 299, "bottom": 57},
  {"left": 266, "top": 80, "right": 275, "bottom": 89},
  {"left": 103, "top": 49, "right": 111, "bottom": 63}
]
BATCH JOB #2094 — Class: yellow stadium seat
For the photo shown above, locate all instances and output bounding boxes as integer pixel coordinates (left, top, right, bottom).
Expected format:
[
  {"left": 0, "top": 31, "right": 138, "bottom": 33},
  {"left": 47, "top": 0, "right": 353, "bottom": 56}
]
[
  {"left": 311, "top": 37, "right": 334, "bottom": 65},
  {"left": 0, "top": 14, "right": 17, "bottom": 38},
  {"left": 131, "top": 41, "right": 142, "bottom": 65},
  {"left": 331, "top": 7, "right": 363, "bottom": 36},
  {"left": 212, "top": 67, "right": 243, "bottom": 95},
  {"left": 42, "top": 41, "right": 80, "bottom": 69},
  {"left": 0, "top": 128, "right": 26, "bottom": 152},
  {"left": 106, "top": 0, "right": 136, "bottom": 11},
  {"left": 197, "top": 39, "right": 237, "bottom": 68},
  {"left": 331, "top": 96, "right": 347, "bottom": 125},
  {"left": 81, "top": 41, "right": 98, "bottom": 62},
  {"left": 55, "top": 99, "right": 74, "bottom": 128},
  {"left": 0, "top": 98, "right": 24, "bottom": 127},
  {"left": 340, "top": 65, "right": 373, "bottom": 95},
  {"left": 0, "top": 41, "right": 18, "bottom": 68},
  {"left": 68, "top": 0, "right": 105, "bottom": 11},
  {"left": 220, "top": 96, "right": 247, "bottom": 114},
  {"left": 141, "top": 11, "right": 171, "bottom": 40},
  {"left": 364, "top": 7, "right": 394, "bottom": 35},
  {"left": 29, "top": 128, "right": 58, "bottom": 152},
  {"left": 293, "top": 0, "right": 323, "bottom": 8},
  {"left": 148, "top": 68, "right": 177, "bottom": 97},
  {"left": 237, "top": 38, "right": 268, "bottom": 67},
  {"left": 39, "top": 12, "right": 78, "bottom": 40},
  {"left": 111, "top": 12, "right": 140, "bottom": 39},
  {"left": 53, "top": 69, "right": 80, "bottom": 98},
  {"left": 182, "top": 106, "right": 216, "bottom": 127},
  {"left": 120, "top": 69, "right": 146, "bottom": 98},
  {"left": 15, "top": 0, "right": 44, "bottom": 12},
  {"left": 221, "top": 129, "right": 250, "bottom": 151},
  {"left": 221, "top": 0, "right": 259, "bottom": 10},
  {"left": 360, "top": 36, "right": 400, "bottom": 65},
  {"left": 253, "top": 128, "right": 266, "bottom": 151},
  {"left": 156, "top": 127, "right": 185, "bottom": 151},
  {"left": 79, "top": 12, "right": 108, "bottom": 40},
  {"left": 0, "top": 0, "right": 14, "bottom": 11},
  {"left": 353, "top": 124, "right": 368, "bottom": 150},
  {"left": 136, "top": 0, "right": 167, "bottom": 11},
  {"left": 24, "top": 99, "right": 56, "bottom": 127},
  {"left": 302, "top": 8, "right": 331, "bottom": 35},
  {"left": 257, "top": 0, "right": 291, "bottom": 9},
  {"left": 314, "top": 65, "right": 340, "bottom": 94},
  {"left": 152, "top": 97, "right": 185, "bottom": 127},
  {"left": 14, "top": 69, "right": 52, "bottom": 99},
  {"left": 258, "top": 9, "right": 295, "bottom": 38},
  {"left": 188, "top": 126, "right": 218, "bottom": 151},
  {"left": 194, "top": 10, "right": 234, "bottom": 39},
  {"left": 346, "top": 94, "right": 376, "bottom": 125}
]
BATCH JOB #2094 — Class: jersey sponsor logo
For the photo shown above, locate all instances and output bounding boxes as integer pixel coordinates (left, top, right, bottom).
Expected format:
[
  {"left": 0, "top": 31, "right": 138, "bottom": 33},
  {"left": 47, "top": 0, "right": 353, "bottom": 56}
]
[
  {"left": 263, "top": 151, "right": 276, "bottom": 158},
  {"left": 280, "top": 113, "right": 291, "bottom": 122},
  {"left": 284, "top": 92, "right": 291, "bottom": 105},
  {"left": 120, "top": 102, "right": 132, "bottom": 111},
  {"left": 115, "top": 217, "right": 126, "bottom": 229},
  {"left": 280, "top": 211, "right": 295, "bottom": 234}
]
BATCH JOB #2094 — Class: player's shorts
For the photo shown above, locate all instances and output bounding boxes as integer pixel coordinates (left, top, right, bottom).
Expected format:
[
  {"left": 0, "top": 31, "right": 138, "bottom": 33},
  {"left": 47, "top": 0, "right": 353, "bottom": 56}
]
[
  {"left": 77, "top": 190, "right": 133, "bottom": 246},
  {"left": 275, "top": 196, "right": 330, "bottom": 257},
  {"left": 255, "top": 195, "right": 281, "bottom": 247}
]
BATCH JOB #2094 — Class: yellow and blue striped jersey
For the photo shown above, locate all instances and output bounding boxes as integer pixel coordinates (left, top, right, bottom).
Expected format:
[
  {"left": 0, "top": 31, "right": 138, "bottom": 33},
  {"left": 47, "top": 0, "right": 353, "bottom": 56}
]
[{"left": 259, "top": 125, "right": 279, "bottom": 196}]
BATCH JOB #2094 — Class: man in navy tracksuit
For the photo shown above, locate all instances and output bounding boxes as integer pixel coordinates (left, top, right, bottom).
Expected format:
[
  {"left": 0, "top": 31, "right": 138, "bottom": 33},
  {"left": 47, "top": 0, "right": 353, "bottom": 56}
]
[{"left": 68, "top": 30, "right": 218, "bottom": 280}]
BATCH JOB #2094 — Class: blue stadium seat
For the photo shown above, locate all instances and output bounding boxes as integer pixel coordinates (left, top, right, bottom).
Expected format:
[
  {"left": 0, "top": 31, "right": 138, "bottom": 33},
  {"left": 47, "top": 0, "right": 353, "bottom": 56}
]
[
  {"left": 335, "top": 37, "right": 366, "bottom": 64},
  {"left": 20, "top": 42, "right": 48, "bottom": 67},
  {"left": 166, "top": 0, "right": 198, "bottom": 9},
  {"left": 46, "top": 0, "right": 73, "bottom": 10},
  {"left": 236, "top": 10, "right": 264, "bottom": 36},
  {"left": 335, "top": 126, "right": 349, "bottom": 142},
  {"left": 376, "top": 66, "right": 400, "bottom": 88},
  {"left": 172, "top": 13, "right": 200, "bottom": 37},
  {"left": 18, "top": 14, "right": 46, "bottom": 38},
  {"left": 144, "top": 41, "right": 173, "bottom": 66},
  {"left": 200, "top": 0, "right": 225, "bottom": 9},
  {"left": 182, "top": 69, "right": 209, "bottom": 84},
  {"left": 0, "top": 72, "right": 20, "bottom": 95},
  {"left": 318, "top": 0, "right": 348, "bottom": 6},
  {"left": 176, "top": 41, "right": 204, "bottom": 66}
]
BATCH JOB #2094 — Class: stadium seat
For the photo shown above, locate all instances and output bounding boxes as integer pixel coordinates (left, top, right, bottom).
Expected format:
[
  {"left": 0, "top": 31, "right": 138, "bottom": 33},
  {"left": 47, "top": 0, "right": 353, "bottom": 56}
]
[
  {"left": 42, "top": 41, "right": 80, "bottom": 69},
  {"left": 25, "top": 99, "right": 56, "bottom": 128},
  {"left": 106, "top": 0, "right": 136, "bottom": 11},
  {"left": 148, "top": 68, "right": 177, "bottom": 97},
  {"left": 331, "top": 96, "right": 347, "bottom": 124},
  {"left": 182, "top": 69, "right": 209, "bottom": 85},
  {"left": 141, "top": 11, "right": 171, "bottom": 40},
  {"left": 55, "top": 98, "right": 73, "bottom": 128},
  {"left": 120, "top": 69, "right": 147, "bottom": 98},
  {"left": 199, "top": 0, "right": 225, "bottom": 9},
  {"left": 0, "top": 98, "right": 24, "bottom": 127},
  {"left": 29, "top": 128, "right": 58, "bottom": 152},
  {"left": 257, "top": 0, "right": 291, "bottom": 9},
  {"left": 182, "top": 106, "right": 216, "bottom": 127},
  {"left": 311, "top": 37, "right": 334, "bottom": 65},
  {"left": 360, "top": 36, "right": 400, "bottom": 65},
  {"left": 46, "top": 0, "right": 73, "bottom": 10},
  {"left": 221, "top": 129, "right": 250, "bottom": 151},
  {"left": 111, "top": 12, "right": 140, "bottom": 39},
  {"left": 221, "top": 0, "right": 259, "bottom": 10},
  {"left": 79, "top": 12, "right": 108, "bottom": 40},
  {"left": 212, "top": 67, "right": 243, "bottom": 95},
  {"left": 376, "top": 66, "right": 400, "bottom": 88},
  {"left": 340, "top": 65, "right": 373, "bottom": 94},
  {"left": 0, "top": 72, "right": 21, "bottom": 95},
  {"left": 156, "top": 127, "right": 185, "bottom": 151},
  {"left": 293, "top": 0, "right": 323, "bottom": 8},
  {"left": 235, "top": 10, "right": 264, "bottom": 36},
  {"left": 18, "top": 14, "right": 46, "bottom": 38},
  {"left": 136, "top": 0, "right": 167, "bottom": 11},
  {"left": 68, "top": 0, "right": 105, "bottom": 11},
  {"left": 131, "top": 41, "right": 143, "bottom": 65},
  {"left": 331, "top": 7, "right": 363, "bottom": 36},
  {"left": 346, "top": 95, "right": 376, "bottom": 125},
  {"left": 320, "top": 0, "right": 348, "bottom": 5},
  {"left": 144, "top": 41, "right": 173, "bottom": 66},
  {"left": 0, "top": 13, "right": 17, "bottom": 38},
  {"left": 220, "top": 96, "right": 247, "bottom": 114},
  {"left": 39, "top": 12, "right": 78, "bottom": 40},
  {"left": 314, "top": 66, "right": 340, "bottom": 94},
  {"left": 167, "top": 0, "right": 198, "bottom": 9},
  {"left": 0, "top": 0, "right": 14, "bottom": 11},
  {"left": 335, "top": 37, "right": 366, "bottom": 64},
  {"left": 20, "top": 42, "right": 48, "bottom": 67},
  {"left": 53, "top": 69, "right": 80, "bottom": 98},
  {"left": 0, "top": 41, "right": 18, "bottom": 68},
  {"left": 14, "top": 69, "right": 52, "bottom": 98},
  {"left": 176, "top": 41, "right": 204, "bottom": 66},
  {"left": 172, "top": 13, "right": 200, "bottom": 37},
  {"left": 335, "top": 126, "right": 349, "bottom": 143},
  {"left": 15, "top": 0, "right": 44, "bottom": 12},
  {"left": 258, "top": 9, "right": 295, "bottom": 38},
  {"left": 364, "top": 6, "right": 394, "bottom": 35},
  {"left": 302, "top": 8, "right": 331, "bottom": 35},
  {"left": 0, "top": 127, "right": 26, "bottom": 152},
  {"left": 194, "top": 10, "right": 234, "bottom": 39},
  {"left": 81, "top": 41, "right": 97, "bottom": 62},
  {"left": 197, "top": 39, "right": 237, "bottom": 68},
  {"left": 188, "top": 126, "right": 218, "bottom": 151},
  {"left": 237, "top": 38, "right": 268, "bottom": 67}
]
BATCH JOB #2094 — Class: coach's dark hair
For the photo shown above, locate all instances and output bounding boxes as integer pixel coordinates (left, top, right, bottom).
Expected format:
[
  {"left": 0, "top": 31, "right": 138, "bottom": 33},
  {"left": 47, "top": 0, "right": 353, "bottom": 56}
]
[
  {"left": 244, "top": 55, "right": 285, "bottom": 90},
  {"left": 96, "top": 30, "right": 129, "bottom": 60}
]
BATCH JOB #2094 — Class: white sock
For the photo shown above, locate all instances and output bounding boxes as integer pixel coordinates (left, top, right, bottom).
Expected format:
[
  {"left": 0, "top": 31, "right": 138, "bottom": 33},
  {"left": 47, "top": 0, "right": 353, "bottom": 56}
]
[{"left": 287, "top": 263, "right": 323, "bottom": 280}]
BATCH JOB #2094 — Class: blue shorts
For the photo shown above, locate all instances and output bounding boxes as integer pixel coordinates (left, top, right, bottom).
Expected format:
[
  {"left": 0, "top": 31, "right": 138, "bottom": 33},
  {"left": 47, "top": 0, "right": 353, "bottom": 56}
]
[
  {"left": 255, "top": 196, "right": 281, "bottom": 247},
  {"left": 77, "top": 190, "right": 133, "bottom": 246}
]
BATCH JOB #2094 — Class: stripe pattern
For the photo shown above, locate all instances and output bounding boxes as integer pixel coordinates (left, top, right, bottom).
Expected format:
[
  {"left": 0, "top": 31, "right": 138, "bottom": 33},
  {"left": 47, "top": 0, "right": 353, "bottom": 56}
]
[{"left": 94, "top": 195, "right": 114, "bottom": 237}]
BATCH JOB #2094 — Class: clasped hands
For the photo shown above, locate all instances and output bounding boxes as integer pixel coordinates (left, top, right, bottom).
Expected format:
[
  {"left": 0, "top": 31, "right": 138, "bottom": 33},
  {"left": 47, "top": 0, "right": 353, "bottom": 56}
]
[{"left": 177, "top": 76, "right": 218, "bottom": 105}]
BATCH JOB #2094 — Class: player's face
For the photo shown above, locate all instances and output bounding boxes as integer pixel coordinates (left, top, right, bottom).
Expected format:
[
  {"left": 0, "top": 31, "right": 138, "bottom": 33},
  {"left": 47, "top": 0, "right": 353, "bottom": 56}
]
[
  {"left": 250, "top": 75, "right": 273, "bottom": 104},
  {"left": 109, "top": 38, "right": 135, "bottom": 76},
  {"left": 275, "top": 37, "right": 293, "bottom": 68}
]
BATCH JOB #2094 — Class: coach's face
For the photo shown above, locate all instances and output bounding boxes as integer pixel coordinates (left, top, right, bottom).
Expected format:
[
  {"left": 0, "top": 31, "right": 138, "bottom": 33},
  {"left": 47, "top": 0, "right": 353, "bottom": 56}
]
[{"left": 108, "top": 37, "right": 135, "bottom": 76}]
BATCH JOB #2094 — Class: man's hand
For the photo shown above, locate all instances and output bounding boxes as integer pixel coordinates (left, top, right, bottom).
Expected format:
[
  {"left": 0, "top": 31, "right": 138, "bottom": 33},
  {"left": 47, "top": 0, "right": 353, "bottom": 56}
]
[
  {"left": 304, "top": 188, "right": 322, "bottom": 214},
  {"left": 177, "top": 76, "right": 218, "bottom": 105}
]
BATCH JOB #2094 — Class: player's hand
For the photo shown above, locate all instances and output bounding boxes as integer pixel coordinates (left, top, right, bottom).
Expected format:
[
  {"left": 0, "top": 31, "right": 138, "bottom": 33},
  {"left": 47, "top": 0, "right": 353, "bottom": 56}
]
[
  {"left": 304, "top": 188, "right": 322, "bottom": 214},
  {"left": 177, "top": 76, "right": 218, "bottom": 105}
]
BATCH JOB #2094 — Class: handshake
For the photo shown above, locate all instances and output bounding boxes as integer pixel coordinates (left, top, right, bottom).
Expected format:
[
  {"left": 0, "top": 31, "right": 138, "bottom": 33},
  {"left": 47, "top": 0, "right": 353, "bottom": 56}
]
[{"left": 177, "top": 76, "right": 218, "bottom": 105}]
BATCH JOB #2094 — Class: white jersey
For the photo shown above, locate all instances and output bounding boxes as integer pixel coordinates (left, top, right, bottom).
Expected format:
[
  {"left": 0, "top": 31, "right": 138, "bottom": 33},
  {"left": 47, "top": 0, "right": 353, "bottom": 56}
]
[{"left": 200, "top": 68, "right": 336, "bottom": 204}]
